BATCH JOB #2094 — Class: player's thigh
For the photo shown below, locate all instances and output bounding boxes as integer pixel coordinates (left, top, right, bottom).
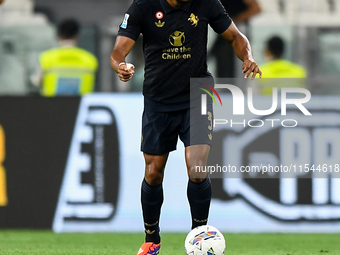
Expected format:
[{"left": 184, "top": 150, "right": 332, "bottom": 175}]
[
  {"left": 144, "top": 153, "right": 169, "bottom": 172},
  {"left": 179, "top": 103, "right": 213, "bottom": 147},
  {"left": 179, "top": 104, "right": 212, "bottom": 180},
  {"left": 141, "top": 109, "right": 182, "bottom": 155}
]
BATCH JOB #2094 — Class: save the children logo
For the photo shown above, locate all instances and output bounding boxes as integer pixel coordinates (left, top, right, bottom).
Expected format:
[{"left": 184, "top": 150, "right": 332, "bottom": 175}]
[
  {"left": 162, "top": 31, "right": 191, "bottom": 60},
  {"left": 169, "top": 31, "right": 185, "bottom": 47}
]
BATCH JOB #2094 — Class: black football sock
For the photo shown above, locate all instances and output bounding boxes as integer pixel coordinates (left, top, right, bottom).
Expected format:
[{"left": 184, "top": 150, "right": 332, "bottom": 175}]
[
  {"left": 187, "top": 177, "right": 212, "bottom": 229},
  {"left": 141, "top": 179, "right": 163, "bottom": 244}
]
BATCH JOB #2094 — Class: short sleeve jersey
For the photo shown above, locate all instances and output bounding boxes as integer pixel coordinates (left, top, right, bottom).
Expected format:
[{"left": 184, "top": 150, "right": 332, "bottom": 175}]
[{"left": 118, "top": 0, "right": 232, "bottom": 111}]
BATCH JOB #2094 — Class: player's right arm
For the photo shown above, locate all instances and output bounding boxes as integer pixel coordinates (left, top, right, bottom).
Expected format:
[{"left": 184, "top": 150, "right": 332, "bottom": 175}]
[
  {"left": 110, "top": 36, "right": 136, "bottom": 82},
  {"left": 111, "top": 0, "right": 143, "bottom": 82}
]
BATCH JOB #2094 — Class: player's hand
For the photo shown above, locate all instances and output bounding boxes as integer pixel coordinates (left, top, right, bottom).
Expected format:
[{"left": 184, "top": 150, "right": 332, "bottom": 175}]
[
  {"left": 117, "top": 63, "right": 135, "bottom": 82},
  {"left": 242, "top": 59, "right": 262, "bottom": 80}
]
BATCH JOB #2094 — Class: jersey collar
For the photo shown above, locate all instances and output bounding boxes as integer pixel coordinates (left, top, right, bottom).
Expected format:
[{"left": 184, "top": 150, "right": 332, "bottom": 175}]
[{"left": 160, "top": 0, "right": 192, "bottom": 13}]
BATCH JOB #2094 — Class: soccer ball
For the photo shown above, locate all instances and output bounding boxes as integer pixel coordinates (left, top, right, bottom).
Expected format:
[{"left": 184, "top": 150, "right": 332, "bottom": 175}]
[{"left": 184, "top": 225, "right": 226, "bottom": 255}]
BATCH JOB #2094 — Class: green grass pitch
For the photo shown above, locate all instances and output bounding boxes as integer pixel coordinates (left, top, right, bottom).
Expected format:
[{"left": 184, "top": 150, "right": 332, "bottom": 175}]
[{"left": 0, "top": 231, "right": 339, "bottom": 254}]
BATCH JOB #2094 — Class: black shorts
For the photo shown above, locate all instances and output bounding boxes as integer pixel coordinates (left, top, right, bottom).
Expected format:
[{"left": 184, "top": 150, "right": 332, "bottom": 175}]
[{"left": 141, "top": 104, "right": 213, "bottom": 155}]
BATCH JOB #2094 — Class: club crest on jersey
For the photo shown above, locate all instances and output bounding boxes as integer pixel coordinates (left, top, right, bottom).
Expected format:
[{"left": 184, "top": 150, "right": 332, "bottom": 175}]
[{"left": 188, "top": 13, "right": 199, "bottom": 27}]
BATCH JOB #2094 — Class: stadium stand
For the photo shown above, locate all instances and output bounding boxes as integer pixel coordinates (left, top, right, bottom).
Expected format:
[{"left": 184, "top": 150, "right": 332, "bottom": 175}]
[
  {"left": 0, "top": 0, "right": 47, "bottom": 25},
  {"left": 336, "top": 0, "right": 340, "bottom": 13},
  {"left": 250, "top": 0, "right": 286, "bottom": 25},
  {"left": 283, "top": 0, "right": 340, "bottom": 26},
  {"left": 0, "top": 0, "right": 56, "bottom": 95},
  {"left": 1, "top": 0, "right": 340, "bottom": 95}
]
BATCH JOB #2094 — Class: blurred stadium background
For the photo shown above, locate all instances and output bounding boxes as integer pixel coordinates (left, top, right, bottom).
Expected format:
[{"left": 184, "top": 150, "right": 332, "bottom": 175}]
[
  {"left": 1, "top": 0, "right": 340, "bottom": 94},
  {"left": 1, "top": 0, "right": 340, "bottom": 242}
]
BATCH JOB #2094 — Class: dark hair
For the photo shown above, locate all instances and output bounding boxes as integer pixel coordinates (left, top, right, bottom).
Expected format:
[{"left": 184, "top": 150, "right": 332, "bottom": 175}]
[
  {"left": 267, "top": 36, "right": 285, "bottom": 59},
  {"left": 57, "top": 19, "right": 80, "bottom": 39}
]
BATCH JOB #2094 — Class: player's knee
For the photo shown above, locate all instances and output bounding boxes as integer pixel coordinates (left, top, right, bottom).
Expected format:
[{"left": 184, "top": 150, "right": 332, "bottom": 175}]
[
  {"left": 145, "top": 164, "right": 164, "bottom": 185},
  {"left": 188, "top": 165, "right": 207, "bottom": 183},
  {"left": 188, "top": 156, "right": 208, "bottom": 182},
  {"left": 189, "top": 176, "right": 206, "bottom": 183}
]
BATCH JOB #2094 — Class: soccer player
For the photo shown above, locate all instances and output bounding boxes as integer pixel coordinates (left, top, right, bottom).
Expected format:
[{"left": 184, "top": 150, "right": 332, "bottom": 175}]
[{"left": 110, "top": 0, "right": 262, "bottom": 254}]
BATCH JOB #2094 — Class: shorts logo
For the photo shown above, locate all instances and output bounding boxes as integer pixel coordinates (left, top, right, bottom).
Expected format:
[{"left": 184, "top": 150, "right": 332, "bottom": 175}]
[
  {"left": 169, "top": 31, "right": 185, "bottom": 47},
  {"left": 120, "top": 13, "right": 129, "bottom": 29}
]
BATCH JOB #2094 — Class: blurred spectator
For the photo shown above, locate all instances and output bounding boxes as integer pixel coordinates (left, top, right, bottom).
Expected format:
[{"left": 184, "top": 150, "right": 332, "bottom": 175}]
[
  {"left": 258, "top": 35, "right": 307, "bottom": 95},
  {"left": 210, "top": 0, "right": 261, "bottom": 78},
  {"left": 31, "top": 19, "right": 98, "bottom": 96}
]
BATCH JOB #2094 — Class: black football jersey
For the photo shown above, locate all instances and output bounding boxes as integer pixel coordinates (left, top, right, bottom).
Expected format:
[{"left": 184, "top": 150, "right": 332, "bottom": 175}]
[{"left": 118, "top": 0, "right": 232, "bottom": 111}]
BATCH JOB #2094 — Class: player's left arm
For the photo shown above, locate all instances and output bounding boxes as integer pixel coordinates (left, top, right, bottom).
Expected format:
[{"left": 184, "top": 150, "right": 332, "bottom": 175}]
[{"left": 221, "top": 22, "right": 262, "bottom": 79}]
